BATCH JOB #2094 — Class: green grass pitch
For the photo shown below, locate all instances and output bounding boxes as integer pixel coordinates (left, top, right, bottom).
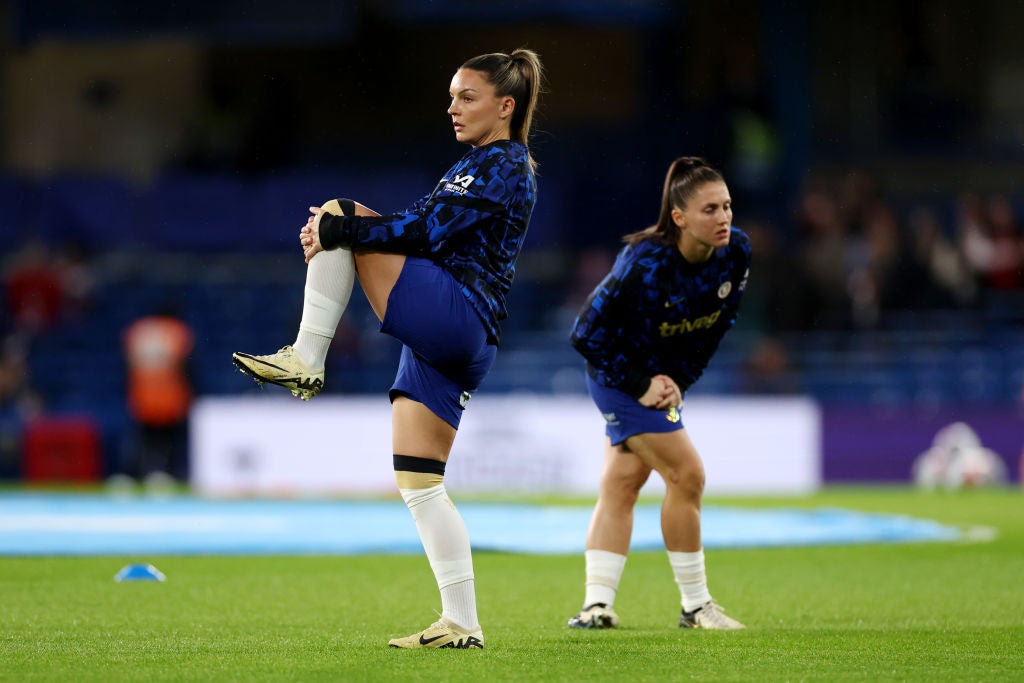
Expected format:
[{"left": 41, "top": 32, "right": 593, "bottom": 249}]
[{"left": 1, "top": 487, "right": 1022, "bottom": 682}]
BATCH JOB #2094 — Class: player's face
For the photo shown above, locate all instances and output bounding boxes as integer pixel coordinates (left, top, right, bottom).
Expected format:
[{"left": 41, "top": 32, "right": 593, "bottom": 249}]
[
  {"left": 448, "top": 68, "right": 514, "bottom": 147},
  {"left": 673, "top": 181, "right": 732, "bottom": 250}
]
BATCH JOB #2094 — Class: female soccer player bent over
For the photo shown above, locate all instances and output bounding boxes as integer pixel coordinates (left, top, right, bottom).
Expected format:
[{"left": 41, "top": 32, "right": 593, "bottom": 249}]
[
  {"left": 567, "top": 157, "right": 750, "bottom": 631},
  {"left": 232, "top": 49, "right": 544, "bottom": 649}
]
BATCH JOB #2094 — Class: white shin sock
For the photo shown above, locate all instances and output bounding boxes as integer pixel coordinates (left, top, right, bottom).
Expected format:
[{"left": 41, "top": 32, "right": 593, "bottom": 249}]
[
  {"left": 400, "top": 484, "right": 478, "bottom": 631},
  {"left": 583, "top": 549, "right": 627, "bottom": 608},
  {"left": 294, "top": 247, "right": 355, "bottom": 368},
  {"left": 668, "top": 549, "right": 713, "bottom": 612}
]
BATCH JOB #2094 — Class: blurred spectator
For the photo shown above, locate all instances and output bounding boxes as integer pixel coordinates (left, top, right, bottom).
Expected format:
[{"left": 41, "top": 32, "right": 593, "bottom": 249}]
[
  {"left": 120, "top": 304, "right": 195, "bottom": 484},
  {"left": 837, "top": 170, "right": 882, "bottom": 237},
  {"left": 0, "top": 337, "right": 45, "bottom": 421},
  {"left": 982, "top": 195, "right": 1023, "bottom": 290},
  {"left": 796, "top": 189, "right": 850, "bottom": 327},
  {"left": 958, "top": 192, "right": 996, "bottom": 286},
  {"left": 958, "top": 192, "right": 1024, "bottom": 293},
  {"left": 739, "top": 336, "right": 801, "bottom": 395},
  {"left": 846, "top": 201, "right": 902, "bottom": 327},
  {"left": 0, "top": 337, "right": 45, "bottom": 478},
  {"left": 905, "top": 205, "right": 976, "bottom": 307},
  {"left": 56, "top": 243, "right": 99, "bottom": 321},
  {"left": 736, "top": 221, "right": 815, "bottom": 333},
  {"left": 3, "top": 242, "right": 64, "bottom": 337}
]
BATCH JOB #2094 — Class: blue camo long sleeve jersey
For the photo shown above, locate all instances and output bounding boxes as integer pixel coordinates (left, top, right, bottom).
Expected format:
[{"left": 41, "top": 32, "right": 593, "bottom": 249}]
[
  {"left": 571, "top": 229, "right": 751, "bottom": 398},
  {"left": 318, "top": 140, "right": 536, "bottom": 345}
]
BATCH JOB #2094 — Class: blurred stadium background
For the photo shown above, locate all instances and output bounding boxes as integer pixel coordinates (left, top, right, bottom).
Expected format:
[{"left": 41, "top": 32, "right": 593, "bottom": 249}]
[{"left": 1, "top": 0, "right": 1022, "bottom": 490}]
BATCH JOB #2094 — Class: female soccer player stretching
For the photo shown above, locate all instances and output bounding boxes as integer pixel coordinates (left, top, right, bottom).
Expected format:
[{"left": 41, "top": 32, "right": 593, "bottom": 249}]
[
  {"left": 233, "top": 49, "right": 544, "bottom": 649},
  {"left": 567, "top": 157, "right": 750, "bottom": 631}
]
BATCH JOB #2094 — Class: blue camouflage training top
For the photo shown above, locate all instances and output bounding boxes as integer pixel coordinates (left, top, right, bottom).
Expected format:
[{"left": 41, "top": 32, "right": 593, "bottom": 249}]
[
  {"left": 318, "top": 139, "right": 536, "bottom": 345},
  {"left": 571, "top": 228, "right": 751, "bottom": 398}
]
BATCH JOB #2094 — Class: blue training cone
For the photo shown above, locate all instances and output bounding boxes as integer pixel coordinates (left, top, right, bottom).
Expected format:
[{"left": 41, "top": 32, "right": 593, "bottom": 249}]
[{"left": 114, "top": 563, "right": 167, "bottom": 582}]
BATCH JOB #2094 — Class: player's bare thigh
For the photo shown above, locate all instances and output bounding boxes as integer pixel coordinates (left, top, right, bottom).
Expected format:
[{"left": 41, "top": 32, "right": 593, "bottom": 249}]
[
  {"left": 354, "top": 252, "right": 405, "bottom": 322},
  {"left": 601, "top": 439, "right": 653, "bottom": 493},
  {"left": 392, "top": 395, "right": 457, "bottom": 462},
  {"left": 622, "top": 429, "right": 705, "bottom": 487}
]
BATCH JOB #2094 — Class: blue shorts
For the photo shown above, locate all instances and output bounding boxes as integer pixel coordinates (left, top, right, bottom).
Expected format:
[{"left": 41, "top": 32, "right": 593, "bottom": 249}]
[
  {"left": 586, "top": 374, "right": 684, "bottom": 446},
  {"left": 381, "top": 257, "right": 497, "bottom": 429}
]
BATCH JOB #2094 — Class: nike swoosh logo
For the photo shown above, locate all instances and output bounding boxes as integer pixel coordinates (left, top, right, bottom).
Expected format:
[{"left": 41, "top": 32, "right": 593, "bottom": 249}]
[
  {"left": 419, "top": 634, "right": 446, "bottom": 645},
  {"left": 664, "top": 297, "right": 685, "bottom": 308}
]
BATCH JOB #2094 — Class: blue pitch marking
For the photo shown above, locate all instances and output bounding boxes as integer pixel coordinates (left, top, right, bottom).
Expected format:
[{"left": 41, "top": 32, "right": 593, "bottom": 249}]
[{"left": 0, "top": 494, "right": 960, "bottom": 556}]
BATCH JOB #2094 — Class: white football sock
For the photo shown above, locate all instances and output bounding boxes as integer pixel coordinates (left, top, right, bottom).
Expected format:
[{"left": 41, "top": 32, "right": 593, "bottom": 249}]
[
  {"left": 400, "top": 484, "right": 478, "bottom": 631},
  {"left": 668, "top": 549, "right": 713, "bottom": 612},
  {"left": 583, "top": 549, "right": 627, "bottom": 608},
  {"left": 293, "top": 247, "right": 354, "bottom": 368}
]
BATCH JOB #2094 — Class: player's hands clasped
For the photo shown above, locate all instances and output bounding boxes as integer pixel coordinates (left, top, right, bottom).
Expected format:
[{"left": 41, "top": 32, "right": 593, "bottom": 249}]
[
  {"left": 300, "top": 206, "right": 325, "bottom": 263},
  {"left": 638, "top": 374, "right": 681, "bottom": 410}
]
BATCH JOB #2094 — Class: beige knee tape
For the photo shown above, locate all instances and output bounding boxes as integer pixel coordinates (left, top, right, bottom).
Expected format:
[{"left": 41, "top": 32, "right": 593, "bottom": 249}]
[{"left": 395, "top": 470, "right": 444, "bottom": 489}]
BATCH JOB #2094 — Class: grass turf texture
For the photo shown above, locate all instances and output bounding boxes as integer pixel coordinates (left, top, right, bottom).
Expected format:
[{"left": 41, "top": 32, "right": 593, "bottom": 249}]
[{"left": 1, "top": 487, "right": 1022, "bottom": 682}]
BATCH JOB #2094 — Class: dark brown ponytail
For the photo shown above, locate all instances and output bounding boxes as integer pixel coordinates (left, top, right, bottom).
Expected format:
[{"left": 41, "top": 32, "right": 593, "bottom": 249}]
[
  {"left": 461, "top": 48, "right": 545, "bottom": 170},
  {"left": 624, "top": 157, "right": 724, "bottom": 245}
]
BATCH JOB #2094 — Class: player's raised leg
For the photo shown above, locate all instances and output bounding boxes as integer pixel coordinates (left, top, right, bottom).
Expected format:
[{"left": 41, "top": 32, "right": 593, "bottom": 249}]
[{"left": 232, "top": 200, "right": 368, "bottom": 399}]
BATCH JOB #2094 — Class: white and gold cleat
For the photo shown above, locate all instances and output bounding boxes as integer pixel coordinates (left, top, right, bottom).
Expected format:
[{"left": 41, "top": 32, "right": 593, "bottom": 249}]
[
  {"left": 231, "top": 345, "right": 324, "bottom": 400},
  {"left": 388, "top": 618, "right": 484, "bottom": 649},
  {"left": 679, "top": 601, "right": 746, "bottom": 630}
]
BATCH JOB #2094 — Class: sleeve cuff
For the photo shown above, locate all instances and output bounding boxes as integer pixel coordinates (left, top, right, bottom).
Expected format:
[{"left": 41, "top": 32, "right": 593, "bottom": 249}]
[
  {"left": 620, "top": 372, "right": 650, "bottom": 400},
  {"left": 319, "top": 213, "right": 351, "bottom": 250}
]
